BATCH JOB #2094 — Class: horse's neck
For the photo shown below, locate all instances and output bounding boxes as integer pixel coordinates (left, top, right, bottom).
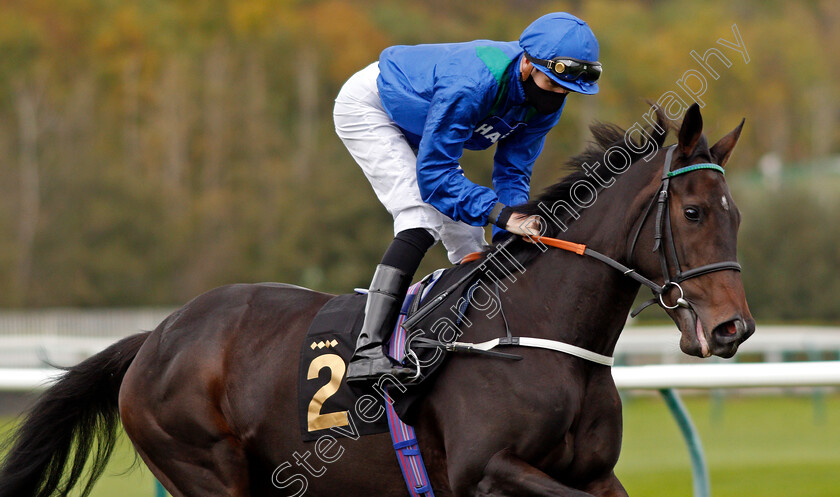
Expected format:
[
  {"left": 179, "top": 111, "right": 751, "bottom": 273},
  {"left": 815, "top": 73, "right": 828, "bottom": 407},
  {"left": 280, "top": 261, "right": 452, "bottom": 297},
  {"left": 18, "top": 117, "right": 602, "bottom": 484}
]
[
  {"left": 512, "top": 159, "right": 661, "bottom": 356},
  {"left": 519, "top": 250, "right": 638, "bottom": 356}
]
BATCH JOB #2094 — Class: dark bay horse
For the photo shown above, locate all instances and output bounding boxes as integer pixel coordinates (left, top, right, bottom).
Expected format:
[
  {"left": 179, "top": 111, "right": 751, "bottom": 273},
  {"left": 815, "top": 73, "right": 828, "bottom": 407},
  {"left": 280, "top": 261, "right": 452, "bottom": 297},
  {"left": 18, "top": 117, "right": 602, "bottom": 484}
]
[{"left": 0, "top": 104, "right": 754, "bottom": 497}]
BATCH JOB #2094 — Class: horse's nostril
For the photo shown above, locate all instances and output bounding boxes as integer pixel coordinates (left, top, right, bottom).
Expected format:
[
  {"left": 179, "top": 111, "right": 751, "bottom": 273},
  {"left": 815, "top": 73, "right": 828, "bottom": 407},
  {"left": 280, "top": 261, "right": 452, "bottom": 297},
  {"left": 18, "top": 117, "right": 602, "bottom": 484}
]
[
  {"left": 712, "top": 319, "right": 742, "bottom": 344},
  {"left": 724, "top": 321, "right": 738, "bottom": 336}
]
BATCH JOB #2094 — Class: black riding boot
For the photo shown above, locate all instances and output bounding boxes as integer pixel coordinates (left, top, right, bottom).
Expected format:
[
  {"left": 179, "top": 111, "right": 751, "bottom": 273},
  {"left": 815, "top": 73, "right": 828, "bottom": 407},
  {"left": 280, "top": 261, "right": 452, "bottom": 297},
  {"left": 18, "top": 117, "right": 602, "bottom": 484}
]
[{"left": 345, "top": 264, "right": 415, "bottom": 382}]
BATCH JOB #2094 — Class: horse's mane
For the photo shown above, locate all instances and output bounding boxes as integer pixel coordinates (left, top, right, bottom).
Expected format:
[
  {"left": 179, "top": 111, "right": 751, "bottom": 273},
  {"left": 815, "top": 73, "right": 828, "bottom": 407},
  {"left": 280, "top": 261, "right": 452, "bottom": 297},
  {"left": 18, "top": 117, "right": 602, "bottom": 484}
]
[{"left": 480, "top": 105, "right": 672, "bottom": 268}]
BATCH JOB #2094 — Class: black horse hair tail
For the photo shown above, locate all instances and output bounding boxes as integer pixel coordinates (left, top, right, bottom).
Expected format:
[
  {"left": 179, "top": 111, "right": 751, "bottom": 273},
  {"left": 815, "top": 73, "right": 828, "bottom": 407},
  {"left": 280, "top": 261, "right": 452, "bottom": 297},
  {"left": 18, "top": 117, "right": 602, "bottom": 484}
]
[{"left": 0, "top": 331, "right": 150, "bottom": 497}]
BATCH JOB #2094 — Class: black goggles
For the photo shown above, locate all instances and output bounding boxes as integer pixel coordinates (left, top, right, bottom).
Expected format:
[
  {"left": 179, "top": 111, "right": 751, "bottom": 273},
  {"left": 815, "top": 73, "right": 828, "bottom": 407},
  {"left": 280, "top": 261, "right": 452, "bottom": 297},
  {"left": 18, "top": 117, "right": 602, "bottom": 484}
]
[{"left": 524, "top": 52, "right": 602, "bottom": 84}]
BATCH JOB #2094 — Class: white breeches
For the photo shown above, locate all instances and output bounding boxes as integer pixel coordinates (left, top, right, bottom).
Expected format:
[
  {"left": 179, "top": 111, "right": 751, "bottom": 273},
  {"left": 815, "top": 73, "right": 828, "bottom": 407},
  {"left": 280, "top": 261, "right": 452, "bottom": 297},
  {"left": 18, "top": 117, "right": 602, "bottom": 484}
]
[{"left": 333, "top": 62, "right": 488, "bottom": 264}]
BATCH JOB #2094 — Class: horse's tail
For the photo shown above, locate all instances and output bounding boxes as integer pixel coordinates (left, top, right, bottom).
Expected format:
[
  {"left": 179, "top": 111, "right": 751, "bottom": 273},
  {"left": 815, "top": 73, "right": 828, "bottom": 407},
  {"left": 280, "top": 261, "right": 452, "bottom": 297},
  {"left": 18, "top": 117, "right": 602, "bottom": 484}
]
[{"left": 0, "top": 331, "right": 150, "bottom": 497}]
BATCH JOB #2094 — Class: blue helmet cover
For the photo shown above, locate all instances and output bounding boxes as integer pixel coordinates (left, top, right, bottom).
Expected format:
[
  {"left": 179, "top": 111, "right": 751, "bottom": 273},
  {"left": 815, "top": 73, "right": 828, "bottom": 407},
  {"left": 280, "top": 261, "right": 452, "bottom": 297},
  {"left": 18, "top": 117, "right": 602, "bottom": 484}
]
[{"left": 519, "top": 12, "right": 600, "bottom": 94}]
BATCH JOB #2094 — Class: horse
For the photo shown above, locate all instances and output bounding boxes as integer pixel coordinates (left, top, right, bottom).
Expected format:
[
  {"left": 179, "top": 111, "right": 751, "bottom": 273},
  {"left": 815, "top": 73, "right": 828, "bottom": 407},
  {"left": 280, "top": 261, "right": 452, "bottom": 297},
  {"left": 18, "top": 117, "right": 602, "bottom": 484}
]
[{"left": 0, "top": 103, "right": 755, "bottom": 497}]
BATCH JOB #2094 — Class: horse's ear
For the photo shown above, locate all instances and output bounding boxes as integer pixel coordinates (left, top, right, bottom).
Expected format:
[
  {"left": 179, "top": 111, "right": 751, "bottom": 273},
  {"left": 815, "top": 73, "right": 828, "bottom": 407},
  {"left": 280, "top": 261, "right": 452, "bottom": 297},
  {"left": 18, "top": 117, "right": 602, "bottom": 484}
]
[
  {"left": 678, "top": 102, "right": 703, "bottom": 156},
  {"left": 710, "top": 118, "right": 745, "bottom": 168}
]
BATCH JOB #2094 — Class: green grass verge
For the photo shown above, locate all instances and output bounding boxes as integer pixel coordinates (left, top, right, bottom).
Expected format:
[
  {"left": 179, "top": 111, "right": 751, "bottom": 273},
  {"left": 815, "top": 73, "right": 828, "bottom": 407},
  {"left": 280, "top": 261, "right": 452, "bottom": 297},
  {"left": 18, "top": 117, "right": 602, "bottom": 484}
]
[
  {"left": 0, "top": 418, "right": 159, "bottom": 497},
  {"left": 617, "top": 392, "right": 840, "bottom": 497},
  {"left": 1, "top": 393, "right": 838, "bottom": 496}
]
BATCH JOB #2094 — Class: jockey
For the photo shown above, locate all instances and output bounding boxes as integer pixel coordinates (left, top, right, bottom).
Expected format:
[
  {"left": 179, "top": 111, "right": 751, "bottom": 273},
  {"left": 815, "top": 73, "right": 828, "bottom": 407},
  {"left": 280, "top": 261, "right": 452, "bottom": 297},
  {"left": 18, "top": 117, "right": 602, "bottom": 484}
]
[{"left": 334, "top": 12, "right": 601, "bottom": 382}]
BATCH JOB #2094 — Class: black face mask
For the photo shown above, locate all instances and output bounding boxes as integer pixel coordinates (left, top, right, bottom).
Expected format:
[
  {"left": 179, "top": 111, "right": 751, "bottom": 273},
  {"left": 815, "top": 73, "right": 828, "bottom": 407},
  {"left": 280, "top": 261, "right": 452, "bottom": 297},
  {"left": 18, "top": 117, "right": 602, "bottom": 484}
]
[{"left": 522, "top": 73, "right": 568, "bottom": 114}]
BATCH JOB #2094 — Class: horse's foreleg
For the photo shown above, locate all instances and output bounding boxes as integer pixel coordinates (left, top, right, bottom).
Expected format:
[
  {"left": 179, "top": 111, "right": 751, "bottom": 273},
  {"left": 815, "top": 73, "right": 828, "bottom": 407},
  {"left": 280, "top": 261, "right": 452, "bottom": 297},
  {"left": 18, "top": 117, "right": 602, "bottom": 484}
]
[{"left": 474, "top": 448, "right": 627, "bottom": 497}]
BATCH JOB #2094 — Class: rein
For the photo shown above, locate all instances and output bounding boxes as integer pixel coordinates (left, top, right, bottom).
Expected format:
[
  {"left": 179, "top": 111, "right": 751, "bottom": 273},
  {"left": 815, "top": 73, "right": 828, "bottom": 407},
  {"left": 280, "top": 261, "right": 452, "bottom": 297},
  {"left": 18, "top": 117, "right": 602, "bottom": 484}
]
[
  {"left": 402, "top": 146, "right": 741, "bottom": 369},
  {"left": 530, "top": 146, "right": 740, "bottom": 316}
]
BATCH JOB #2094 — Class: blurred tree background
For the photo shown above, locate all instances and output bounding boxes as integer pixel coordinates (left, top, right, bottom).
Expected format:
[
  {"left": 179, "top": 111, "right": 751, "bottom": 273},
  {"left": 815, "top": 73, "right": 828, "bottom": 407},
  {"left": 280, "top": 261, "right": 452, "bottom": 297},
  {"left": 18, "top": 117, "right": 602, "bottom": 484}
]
[{"left": 0, "top": 0, "right": 837, "bottom": 322}]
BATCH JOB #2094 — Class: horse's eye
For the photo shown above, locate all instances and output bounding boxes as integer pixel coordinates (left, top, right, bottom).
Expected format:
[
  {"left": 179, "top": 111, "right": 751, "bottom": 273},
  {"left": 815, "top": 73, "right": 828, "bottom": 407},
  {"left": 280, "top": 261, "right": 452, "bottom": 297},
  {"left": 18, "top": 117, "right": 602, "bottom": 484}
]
[{"left": 684, "top": 207, "right": 701, "bottom": 222}]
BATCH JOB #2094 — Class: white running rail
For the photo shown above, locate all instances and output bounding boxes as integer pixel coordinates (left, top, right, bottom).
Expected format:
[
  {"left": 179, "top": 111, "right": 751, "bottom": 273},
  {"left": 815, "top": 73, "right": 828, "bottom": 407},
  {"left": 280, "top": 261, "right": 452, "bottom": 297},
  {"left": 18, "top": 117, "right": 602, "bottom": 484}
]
[{"left": 3, "top": 361, "right": 839, "bottom": 392}]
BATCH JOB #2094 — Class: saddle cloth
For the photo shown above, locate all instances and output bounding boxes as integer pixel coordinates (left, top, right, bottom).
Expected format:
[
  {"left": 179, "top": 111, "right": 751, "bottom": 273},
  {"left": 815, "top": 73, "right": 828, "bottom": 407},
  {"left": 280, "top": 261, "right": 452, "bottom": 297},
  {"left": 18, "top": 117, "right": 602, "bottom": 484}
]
[{"left": 297, "top": 263, "right": 479, "bottom": 442}]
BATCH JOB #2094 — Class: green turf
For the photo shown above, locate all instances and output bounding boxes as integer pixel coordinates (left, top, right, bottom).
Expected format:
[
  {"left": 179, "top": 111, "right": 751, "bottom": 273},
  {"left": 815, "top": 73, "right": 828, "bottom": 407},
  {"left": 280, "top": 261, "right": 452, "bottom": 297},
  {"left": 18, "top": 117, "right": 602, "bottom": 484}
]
[
  {"left": 1, "top": 394, "right": 839, "bottom": 496},
  {"left": 0, "top": 418, "right": 160, "bottom": 497},
  {"left": 617, "top": 393, "right": 840, "bottom": 497}
]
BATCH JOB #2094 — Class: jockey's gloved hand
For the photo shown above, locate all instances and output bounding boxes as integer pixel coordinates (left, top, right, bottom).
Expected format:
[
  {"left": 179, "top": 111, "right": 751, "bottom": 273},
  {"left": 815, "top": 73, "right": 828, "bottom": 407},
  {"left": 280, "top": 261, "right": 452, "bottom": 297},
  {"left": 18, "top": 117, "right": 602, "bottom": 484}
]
[
  {"left": 490, "top": 204, "right": 542, "bottom": 241},
  {"left": 506, "top": 212, "right": 542, "bottom": 242},
  {"left": 505, "top": 212, "right": 541, "bottom": 236}
]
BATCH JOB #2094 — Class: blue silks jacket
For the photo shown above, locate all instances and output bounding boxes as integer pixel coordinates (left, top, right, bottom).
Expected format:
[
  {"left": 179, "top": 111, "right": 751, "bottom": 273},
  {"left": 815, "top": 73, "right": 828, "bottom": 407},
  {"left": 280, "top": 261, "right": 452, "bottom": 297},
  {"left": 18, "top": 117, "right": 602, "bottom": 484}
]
[{"left": 377, "top": 40, "right": 564, "bottom": 237}]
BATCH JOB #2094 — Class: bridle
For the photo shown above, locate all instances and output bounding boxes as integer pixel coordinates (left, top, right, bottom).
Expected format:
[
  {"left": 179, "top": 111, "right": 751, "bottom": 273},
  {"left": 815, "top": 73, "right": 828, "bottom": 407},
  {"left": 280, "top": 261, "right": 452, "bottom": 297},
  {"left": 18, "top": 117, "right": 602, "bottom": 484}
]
[
  {"left": 400, "top": 145, "right": 744, "bottom": 362},
  {"left": 528, "top": 145, "right": 741, "bottom": 317},
  {"left": 627, "top": 145, "right": 741, "bottom": 315}
]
